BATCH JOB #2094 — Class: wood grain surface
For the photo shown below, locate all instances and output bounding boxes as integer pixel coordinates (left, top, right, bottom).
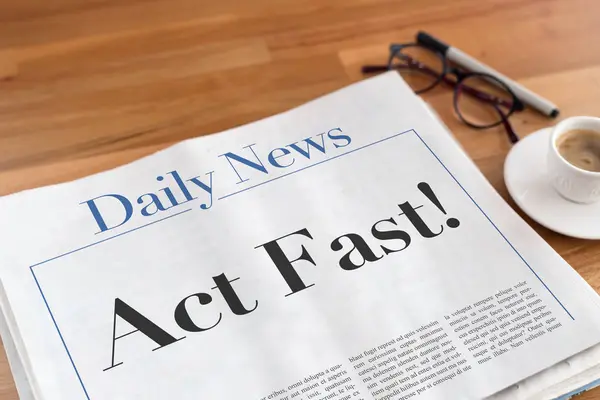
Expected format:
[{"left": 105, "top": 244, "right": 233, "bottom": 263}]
[{"left": 1, "top": 0, "right": 600, "bottom": 398}]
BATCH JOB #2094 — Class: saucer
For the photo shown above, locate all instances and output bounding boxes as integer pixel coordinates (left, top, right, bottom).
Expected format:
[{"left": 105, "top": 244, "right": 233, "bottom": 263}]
[{"left": 504, "top": 127, "right": 600, "bottom": 239}]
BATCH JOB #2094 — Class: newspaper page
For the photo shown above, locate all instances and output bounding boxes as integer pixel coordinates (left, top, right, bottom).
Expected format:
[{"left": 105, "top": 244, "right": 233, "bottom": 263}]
[{"left": 1, "top": 72, "right": 600, "bottom": 400}]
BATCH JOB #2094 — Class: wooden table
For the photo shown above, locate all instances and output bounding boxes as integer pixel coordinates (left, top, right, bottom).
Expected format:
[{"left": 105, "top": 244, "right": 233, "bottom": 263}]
[{"left": 1, "top": 0, "right": 599, "bottom": 398}]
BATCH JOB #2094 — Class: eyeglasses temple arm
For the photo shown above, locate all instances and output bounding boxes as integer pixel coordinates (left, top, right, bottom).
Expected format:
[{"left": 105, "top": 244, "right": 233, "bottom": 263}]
[
  {"left": 494, "top": 105, "right": 519, "bottom": 144},
  {"left": 457, "top": 81, "right": 515, "bottom": 109},
  {"left": 361, "top": 65, "right": 391, "bottom": 74}
]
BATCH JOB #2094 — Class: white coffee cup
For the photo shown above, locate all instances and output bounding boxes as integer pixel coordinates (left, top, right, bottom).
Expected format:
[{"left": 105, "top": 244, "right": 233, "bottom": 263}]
[{"left": 548, "top": 116, "right": 600, "bottom": 203}]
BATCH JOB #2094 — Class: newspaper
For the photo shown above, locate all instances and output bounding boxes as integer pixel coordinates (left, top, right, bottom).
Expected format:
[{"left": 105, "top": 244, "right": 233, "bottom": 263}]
[{"left": 1, "top": 72, "right": 600, "bottom": 400}]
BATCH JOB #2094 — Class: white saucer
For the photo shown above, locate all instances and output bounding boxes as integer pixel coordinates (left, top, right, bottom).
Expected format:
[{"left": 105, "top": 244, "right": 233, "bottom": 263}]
[{"left": 504, "top": 127, "right": 600, "bottom": 239}]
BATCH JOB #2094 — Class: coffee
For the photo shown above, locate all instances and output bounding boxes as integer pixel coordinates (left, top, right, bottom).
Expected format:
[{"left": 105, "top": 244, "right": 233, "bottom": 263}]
[{"left": 556, "top": 129, "right": 600, "bottom": 172}]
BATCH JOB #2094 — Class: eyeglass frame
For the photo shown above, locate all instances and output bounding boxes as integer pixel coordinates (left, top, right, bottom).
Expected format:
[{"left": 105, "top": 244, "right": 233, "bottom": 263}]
[{"left": 362, "top": 43, "right": 525, "bottom": 144}]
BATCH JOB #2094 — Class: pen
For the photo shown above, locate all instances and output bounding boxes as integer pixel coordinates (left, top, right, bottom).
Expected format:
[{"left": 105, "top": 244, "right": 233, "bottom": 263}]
[{"left": 416, "top": 31, "right": 559, "bottom": 118}]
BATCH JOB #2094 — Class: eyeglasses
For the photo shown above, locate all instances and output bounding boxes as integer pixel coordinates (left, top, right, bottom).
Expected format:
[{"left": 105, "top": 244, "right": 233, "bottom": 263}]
[{"left": 362, "top": 43, "right": 525, "bottom": 144}]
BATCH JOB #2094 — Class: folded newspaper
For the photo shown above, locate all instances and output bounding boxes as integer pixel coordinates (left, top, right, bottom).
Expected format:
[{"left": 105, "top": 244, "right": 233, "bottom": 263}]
[{"left": 1, "top": 72, "right": 600, "bottom": 400}]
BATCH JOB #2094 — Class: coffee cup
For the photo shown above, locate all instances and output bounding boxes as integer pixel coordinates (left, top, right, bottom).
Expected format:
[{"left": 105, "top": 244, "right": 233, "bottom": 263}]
[{"left": 548, "top": 116, "right": 600, "bottom": 203}]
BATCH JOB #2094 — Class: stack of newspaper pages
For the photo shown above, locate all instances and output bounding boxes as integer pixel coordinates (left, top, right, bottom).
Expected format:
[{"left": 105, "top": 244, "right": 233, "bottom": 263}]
[{"left": 1, "top": 72, "right": 600, "bottom": 400}]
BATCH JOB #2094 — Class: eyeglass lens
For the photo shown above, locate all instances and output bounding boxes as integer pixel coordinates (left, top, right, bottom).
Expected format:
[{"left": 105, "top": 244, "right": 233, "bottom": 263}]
[
  {"left": 455, "top": 75, "right": 514, "bottom": 128},
  {"left": 390, "top": 45, "right": 445, "bottom": 93}
]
